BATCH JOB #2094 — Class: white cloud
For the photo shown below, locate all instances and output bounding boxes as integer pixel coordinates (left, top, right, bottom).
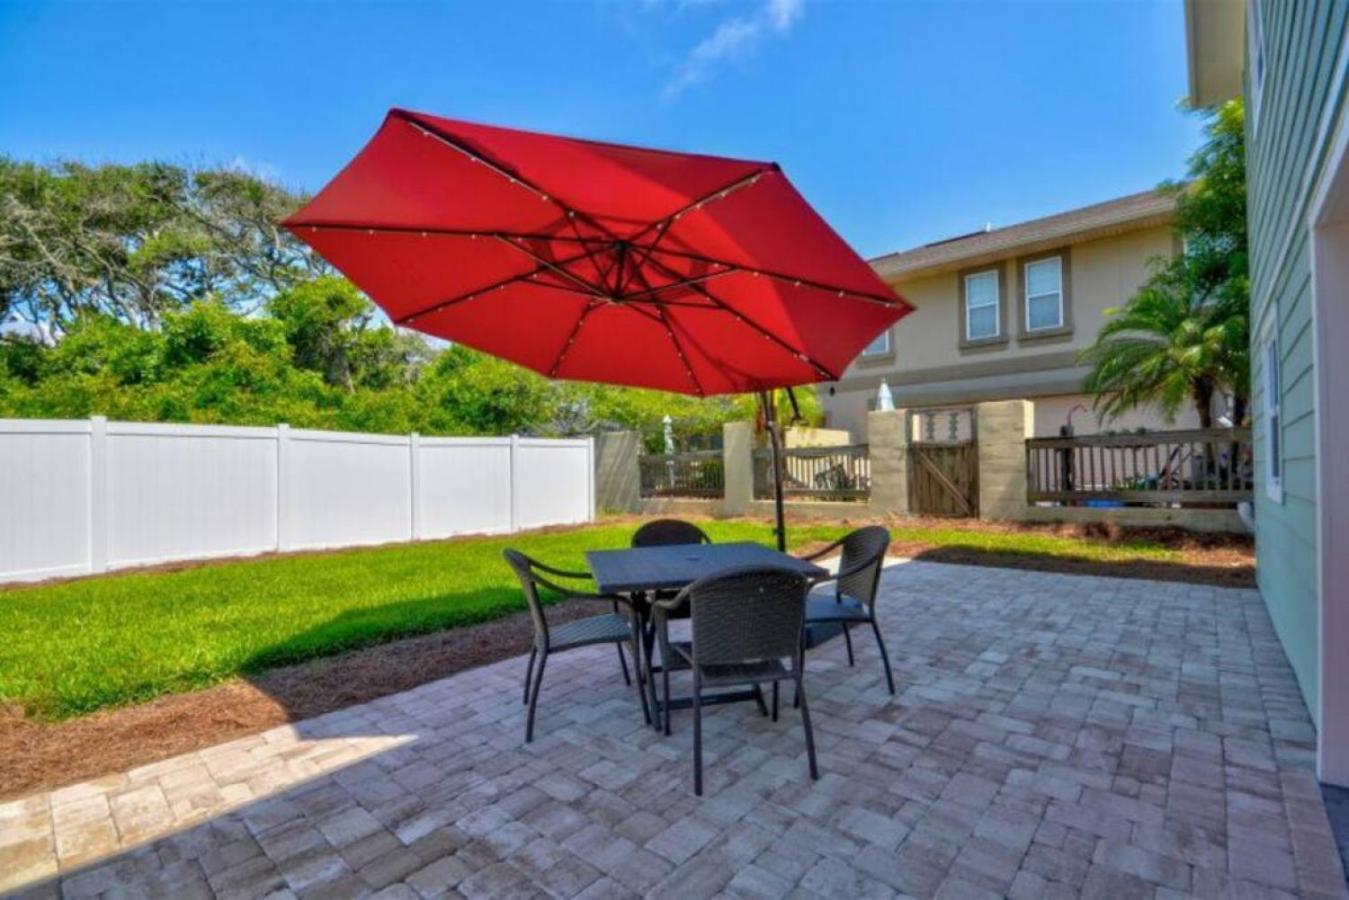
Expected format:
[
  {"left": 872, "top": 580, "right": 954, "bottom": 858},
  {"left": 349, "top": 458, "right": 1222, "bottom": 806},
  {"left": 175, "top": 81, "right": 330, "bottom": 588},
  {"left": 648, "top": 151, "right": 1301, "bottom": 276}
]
[
  {"left": 227, "top": 155, "right": 281, "bottom": 183},
  {"left": 765, "top": 0, "right": 803, "bottom": 31},
  {"left": 662, "top": 0, "right": 804, "bottom": 100}
]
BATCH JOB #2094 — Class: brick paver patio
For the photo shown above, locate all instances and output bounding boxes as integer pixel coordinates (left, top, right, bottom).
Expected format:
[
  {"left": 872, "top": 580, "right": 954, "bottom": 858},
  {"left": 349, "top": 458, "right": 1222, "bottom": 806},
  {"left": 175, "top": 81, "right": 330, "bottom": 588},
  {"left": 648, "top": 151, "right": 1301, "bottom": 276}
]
[{"left": 3, "top": 560, "right": 1346, "bottom": 898}]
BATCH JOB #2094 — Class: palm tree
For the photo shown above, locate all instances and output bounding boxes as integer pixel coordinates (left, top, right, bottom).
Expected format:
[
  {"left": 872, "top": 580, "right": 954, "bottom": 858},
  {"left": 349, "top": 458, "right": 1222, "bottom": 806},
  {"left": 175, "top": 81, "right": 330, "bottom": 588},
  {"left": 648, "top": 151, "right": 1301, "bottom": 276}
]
[
  {"left": 1082, "top": 100, "right": 1249, "bottom": 429},
  {"left": 1080, "top": 260, "right": 1248, "bottom": 428}
]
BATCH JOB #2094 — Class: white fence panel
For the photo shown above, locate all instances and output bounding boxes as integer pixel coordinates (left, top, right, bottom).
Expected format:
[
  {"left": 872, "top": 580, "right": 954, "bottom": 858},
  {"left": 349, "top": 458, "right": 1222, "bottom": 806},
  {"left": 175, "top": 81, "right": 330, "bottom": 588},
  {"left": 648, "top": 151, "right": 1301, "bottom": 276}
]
[
  {"left": 512, "top": 438, "right": 594, "bottom": 530},
  {"left": 106, "top": 423, "right": 278, "bottom": 569},
  {"left": 0, "top": 418, "right": 595, "bottom": 583},
  {"left": 418, "top": 437, "right": 514, "bottom": 538},
  {"left": 283, "top": 429, "right": 413, "bottom": 551},
  {"left": 0, "top": 420, "right": 93, "bottom": 581}
]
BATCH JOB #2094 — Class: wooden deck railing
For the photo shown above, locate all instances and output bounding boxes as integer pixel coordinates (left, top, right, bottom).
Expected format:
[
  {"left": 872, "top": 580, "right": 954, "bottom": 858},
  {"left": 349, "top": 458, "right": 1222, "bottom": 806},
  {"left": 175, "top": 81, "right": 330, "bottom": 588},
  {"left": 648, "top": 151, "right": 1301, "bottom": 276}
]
[
  {"left": 754, "top": 443, "right": 870, "bottom": 502},
  {"left": 639, "top": 450, "right": 724, "bottom": 497},
  {"left": 1025, "top": 428, "right": 1253, "bottom": 506}
]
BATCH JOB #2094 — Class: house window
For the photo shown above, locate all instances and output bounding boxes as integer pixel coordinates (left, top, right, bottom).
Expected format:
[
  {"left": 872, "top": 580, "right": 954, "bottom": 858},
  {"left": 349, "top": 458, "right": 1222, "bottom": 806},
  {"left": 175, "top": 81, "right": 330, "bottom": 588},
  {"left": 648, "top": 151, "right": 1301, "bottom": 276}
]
[
  {"left": 1263, "top": 328, "right": 1281, "bottom": 501},
  {"left": 964, "top": 270, "right": 1000, "bottom": 341},
  {"left": 1024, "top": 256, "right": 1064, "bottom": 331},
  {"left": 861, "top": 329, "right": 891, "bottom": 357}
]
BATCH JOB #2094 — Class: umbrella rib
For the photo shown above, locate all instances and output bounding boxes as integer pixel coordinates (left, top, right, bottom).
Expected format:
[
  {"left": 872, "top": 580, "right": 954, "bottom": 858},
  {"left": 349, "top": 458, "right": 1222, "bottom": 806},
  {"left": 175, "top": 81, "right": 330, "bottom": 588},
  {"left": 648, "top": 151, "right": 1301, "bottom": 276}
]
[
  {"left": 638, "top": 246, "right": 905, "bottom": 308},
  {"left": 627, "top": 165, "right": 776, "bottom": 247},
  {"left": 654, "top": 306, "right": 706, "bottom": 397},
  {"left": 638, "top": 252, "right": 839, "bottom": 381},
  {"left": 624, "top": 297, "right": 719, "bottom": 309},
  {"left": 547, "top": 299, "right": 601, "bottom": 378},
  {"left": 396, "top": 247, "right": 603, "bottom": 324},
  {"left": 619, "top": 266, "right": 735, "bottom": 301},
  {"left": 494, "top": 236, "right": 608, "bottom": 297},
  {"left": 393, "top": 111, "right": 619, "bottom": 242},
  {"left": 621, "top": 166, "right": 774, "bottom": 283},
  {"left": 618, "top": 303, "right": 705, "bottom": 397},
  {"left": 606, "top": 244, "right": 707, "bottom": 395},
  {"left": 284, "top": 225, "right": 601, "bottom": 249}
]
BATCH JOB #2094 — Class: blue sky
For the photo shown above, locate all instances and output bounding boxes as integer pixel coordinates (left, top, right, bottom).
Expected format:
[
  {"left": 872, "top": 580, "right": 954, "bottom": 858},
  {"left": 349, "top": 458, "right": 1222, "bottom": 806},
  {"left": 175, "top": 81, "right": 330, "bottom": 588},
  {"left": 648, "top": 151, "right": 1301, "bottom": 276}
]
[{"left": 0, "top": 0, "right": 1202, "bottom": 258}]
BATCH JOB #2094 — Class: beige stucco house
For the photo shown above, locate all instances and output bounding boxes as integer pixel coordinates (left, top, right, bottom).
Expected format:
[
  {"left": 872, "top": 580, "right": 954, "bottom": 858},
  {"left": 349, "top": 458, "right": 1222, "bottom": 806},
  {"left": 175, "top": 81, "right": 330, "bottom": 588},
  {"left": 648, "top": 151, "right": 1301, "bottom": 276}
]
[{"left": 821, "top": 190, "right": 1205, "bottom": 441}]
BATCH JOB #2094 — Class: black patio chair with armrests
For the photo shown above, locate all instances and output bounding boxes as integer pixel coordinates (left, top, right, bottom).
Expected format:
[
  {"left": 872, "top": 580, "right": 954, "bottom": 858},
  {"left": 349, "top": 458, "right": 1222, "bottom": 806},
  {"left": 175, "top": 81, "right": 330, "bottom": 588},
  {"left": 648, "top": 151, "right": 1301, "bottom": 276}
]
[
  {"left": 797, "top": 525, "right": 895, "bottom": 695},
  {"left": 654, "top": 565, "right": 818, "bottom": 796},
  {"left": 503, "top": 549, "right": 650, "bottom": 742}
]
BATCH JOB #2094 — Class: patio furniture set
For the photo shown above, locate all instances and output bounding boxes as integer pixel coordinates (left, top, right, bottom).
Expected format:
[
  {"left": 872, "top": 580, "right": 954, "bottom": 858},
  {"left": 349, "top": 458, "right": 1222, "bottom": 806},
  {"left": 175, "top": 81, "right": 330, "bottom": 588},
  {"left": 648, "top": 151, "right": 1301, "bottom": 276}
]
[{"left": 505, "top": 520, "right": 893, "bottom": 795}]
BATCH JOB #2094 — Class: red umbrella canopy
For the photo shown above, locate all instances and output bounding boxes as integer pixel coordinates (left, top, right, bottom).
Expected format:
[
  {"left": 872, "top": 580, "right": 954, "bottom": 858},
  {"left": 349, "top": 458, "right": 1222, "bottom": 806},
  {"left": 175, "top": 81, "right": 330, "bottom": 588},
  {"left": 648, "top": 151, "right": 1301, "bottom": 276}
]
[{"left": 284, "top": 109, "right": 913, "bottom": 396}]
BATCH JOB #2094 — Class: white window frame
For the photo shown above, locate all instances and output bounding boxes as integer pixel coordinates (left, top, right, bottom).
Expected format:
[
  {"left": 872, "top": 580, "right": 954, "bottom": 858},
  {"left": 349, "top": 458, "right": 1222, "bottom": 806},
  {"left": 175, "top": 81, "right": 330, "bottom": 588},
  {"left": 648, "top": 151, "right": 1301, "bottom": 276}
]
[
  {"left": 1261, "top": 317, "right": 1282, "bottom": 502},
  {"left": 1023, "top": 256, "right": 1064, "bottom": 332},
  {"left": 861, "top": 329, "right": 891, "bottom": 357},
  {"left": 964, "top": 270, "right": 1000, "bottom": 341},
  {"left": 1248, "top": 0, "right": 1265, "bottom": 134}
]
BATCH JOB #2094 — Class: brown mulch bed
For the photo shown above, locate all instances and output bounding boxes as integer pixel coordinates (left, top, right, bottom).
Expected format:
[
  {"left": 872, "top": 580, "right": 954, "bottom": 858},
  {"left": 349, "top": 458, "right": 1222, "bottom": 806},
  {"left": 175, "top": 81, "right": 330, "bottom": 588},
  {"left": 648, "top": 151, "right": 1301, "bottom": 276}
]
[
  {"left": 0, "top": 519, "right": 1253, "bottom": 801},
  {"left": 900, "top": 544, "right": 1253, "bottom": 588},
  {"left": 883, "top": 516, "right": 1255, "bottom": 589}
]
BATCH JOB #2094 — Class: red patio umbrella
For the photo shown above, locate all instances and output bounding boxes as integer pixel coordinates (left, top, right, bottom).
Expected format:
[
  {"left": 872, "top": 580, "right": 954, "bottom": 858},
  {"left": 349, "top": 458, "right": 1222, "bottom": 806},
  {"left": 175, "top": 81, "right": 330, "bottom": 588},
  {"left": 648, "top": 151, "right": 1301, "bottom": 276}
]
[{"left": 284, "top": 109, "right": 913, "bottom": 547}]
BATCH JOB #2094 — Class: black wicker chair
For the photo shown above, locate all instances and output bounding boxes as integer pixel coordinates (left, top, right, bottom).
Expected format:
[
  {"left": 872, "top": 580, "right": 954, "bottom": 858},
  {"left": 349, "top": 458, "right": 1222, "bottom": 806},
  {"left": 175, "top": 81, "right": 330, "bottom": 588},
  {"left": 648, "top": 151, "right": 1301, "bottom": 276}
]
[
  {"left": 632, "top": 518, "right": 712, "bottom": 548},
  {"left": 631, "top": 518, "right": 712, "bottom": 716},
  {"left": 655, "top": 565, "right": 818, "bottom": 795},
  {"left": 503, "top": 549, "right": 650, "bottom": 742},
  {"left": 798, "top": 525, "right": 895, "bottom": 694}
]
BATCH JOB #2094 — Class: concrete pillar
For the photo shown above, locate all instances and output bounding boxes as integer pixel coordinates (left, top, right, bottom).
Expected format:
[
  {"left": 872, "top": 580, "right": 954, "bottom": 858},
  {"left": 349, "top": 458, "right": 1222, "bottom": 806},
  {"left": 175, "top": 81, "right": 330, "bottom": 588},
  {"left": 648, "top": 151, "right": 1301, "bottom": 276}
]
[
  {"left": 721, "top": 420, "right": 755, "bottom": 517},
  {"left": 594, "top": 430, "right": 641, "bottom": 514},
  {"left": 867, "top": 409, "right": 909, "bottom": 517},
  {"left": 976, "top": 399, "right": 1034, "bottom": 521}
]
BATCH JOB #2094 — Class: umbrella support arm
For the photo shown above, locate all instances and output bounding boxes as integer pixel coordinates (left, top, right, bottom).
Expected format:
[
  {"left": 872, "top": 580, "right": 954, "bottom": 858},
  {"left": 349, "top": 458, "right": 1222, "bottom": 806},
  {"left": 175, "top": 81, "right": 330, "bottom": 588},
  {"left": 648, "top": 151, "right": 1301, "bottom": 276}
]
[{"left": 759, "top": 390, "right": 787, "bottom": 552}]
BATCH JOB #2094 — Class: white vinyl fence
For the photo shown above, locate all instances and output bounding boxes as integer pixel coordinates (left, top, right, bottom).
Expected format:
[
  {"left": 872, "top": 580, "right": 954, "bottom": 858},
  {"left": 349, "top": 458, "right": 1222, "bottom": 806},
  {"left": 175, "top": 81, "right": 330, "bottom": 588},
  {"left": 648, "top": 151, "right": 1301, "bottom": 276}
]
[{"left": 0, "top": 417, "right": 595, "bottom": 584}]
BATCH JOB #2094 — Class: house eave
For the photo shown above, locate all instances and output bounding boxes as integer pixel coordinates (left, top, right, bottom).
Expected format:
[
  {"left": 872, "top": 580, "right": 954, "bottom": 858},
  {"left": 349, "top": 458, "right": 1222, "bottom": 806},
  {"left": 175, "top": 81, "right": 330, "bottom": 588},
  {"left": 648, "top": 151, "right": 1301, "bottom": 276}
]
[
  {"left": 1184, "top": 0, "right": 1245, "bottom": 108},
  {"left": 869, "top": 191, "right": 1177, "bottom": 283}
]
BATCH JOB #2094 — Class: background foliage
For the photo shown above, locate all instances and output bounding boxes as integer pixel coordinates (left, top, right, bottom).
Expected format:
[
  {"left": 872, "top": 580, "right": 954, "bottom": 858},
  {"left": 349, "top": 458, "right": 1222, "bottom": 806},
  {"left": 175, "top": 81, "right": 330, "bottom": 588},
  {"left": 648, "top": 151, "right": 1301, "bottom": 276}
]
[
  {"left": 0, "top": 158, "right": 817, "bottom": 445},
  {"left": 1080, "top": 100, "right": 1249, "bottom": 427}
]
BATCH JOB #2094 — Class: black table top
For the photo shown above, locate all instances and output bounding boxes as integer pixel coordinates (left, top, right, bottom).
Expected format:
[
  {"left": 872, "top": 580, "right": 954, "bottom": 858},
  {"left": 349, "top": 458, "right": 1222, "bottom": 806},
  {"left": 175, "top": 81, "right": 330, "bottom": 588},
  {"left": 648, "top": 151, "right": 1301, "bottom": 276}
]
[{"left": 586, "top": 541, "right": 827, "bottom": 594}]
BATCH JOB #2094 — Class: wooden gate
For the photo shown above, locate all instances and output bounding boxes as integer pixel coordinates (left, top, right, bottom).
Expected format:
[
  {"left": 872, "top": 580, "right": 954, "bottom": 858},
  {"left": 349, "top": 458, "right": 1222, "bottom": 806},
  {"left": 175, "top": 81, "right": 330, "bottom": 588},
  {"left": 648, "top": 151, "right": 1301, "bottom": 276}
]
[{"left": 907, "top": 408, "right": 979, "bottom": 517}]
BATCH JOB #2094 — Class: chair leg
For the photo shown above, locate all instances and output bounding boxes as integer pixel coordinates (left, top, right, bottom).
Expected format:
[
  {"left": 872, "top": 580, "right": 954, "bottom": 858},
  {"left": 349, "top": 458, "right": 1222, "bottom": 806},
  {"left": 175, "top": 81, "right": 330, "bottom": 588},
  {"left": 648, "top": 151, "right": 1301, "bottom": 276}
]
[
  {"left": 643, "top": 613, "right": 660, "bottom": 729},
  {"left": 616, "top": 642, "right": 631, "bottom": 686},
  {"left": 630, "top": 637, "right": 651, "bottom": 726},
  {"left": 663, "top": 663, "right": 672, "bottom": 736},
  {"left": 843, "top": 624, "right": 855, "bottom": 666},
  {"left": 692, "top": 669, "right": 703, "bottom": 796},
  {"left": 522, "top": 647, "right": 537, "bottom": 706},
  {"left": 771, "top": 681, "right": 779, "bottom": 722},
  {"left": 793, "top": 631, "right": 807, "bottom": 710},
  {"left": 796, "top": 673, "right": 819, "bottom": 780},
  {"left": 870, "top": 618, "right": 896, "bottom": 695},
  {"left": 525, "top": 652, "right": 548, "bottom": 743},
  {"left": 753, "top": 685, "right": 769, "bottom": 717}
]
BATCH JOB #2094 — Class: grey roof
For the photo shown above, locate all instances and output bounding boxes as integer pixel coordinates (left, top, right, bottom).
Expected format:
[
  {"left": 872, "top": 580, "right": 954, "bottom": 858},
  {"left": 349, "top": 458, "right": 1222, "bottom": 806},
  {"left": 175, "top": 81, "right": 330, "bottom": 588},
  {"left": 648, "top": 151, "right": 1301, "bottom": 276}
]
[{"left": 870, "top": 190, "right": 1177, "bottom": 281}]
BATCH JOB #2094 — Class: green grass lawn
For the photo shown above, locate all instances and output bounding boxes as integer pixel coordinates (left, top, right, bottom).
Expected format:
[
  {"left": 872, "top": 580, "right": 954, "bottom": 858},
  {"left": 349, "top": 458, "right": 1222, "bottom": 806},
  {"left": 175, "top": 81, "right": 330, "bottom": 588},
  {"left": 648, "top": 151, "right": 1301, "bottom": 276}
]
[{"left": 0, "top": 519, "right": 1179, "bottom": 721}]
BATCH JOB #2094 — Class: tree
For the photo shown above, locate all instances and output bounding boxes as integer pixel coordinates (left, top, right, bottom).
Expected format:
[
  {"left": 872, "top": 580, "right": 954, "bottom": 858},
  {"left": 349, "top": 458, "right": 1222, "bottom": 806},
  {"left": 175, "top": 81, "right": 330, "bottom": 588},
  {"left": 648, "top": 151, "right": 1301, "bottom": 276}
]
[
  {"left": 1080, "top": 99, "right": 1249, "bottom": 427},
  {"left": 0, "top": 159, "right": 322, "bottom": 331}
]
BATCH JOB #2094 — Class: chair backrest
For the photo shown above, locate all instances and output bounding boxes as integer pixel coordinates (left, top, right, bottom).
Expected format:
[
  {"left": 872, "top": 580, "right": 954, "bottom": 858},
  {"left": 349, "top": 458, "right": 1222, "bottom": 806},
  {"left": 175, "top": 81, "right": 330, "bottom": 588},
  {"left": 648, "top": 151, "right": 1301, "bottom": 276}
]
[
  {"left": 682, "top": 565, "right": 809, "bottom": 667},
  {"left": 835, "top": 525, "right": 891, "bottom": 607},
  {"left": 632, "top": 518, "right": 712, "bottom": 548},
  {"left": 502, "top": 549, "right": 550, "bottom": 647}
]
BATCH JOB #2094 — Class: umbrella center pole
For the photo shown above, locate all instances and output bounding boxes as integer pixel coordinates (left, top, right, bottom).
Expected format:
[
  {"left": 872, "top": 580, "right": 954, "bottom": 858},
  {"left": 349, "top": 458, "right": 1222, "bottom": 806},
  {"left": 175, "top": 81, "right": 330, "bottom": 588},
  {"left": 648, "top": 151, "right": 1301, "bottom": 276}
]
[{"left": 758, "top": 390, "right": 788, "bottom": 552}]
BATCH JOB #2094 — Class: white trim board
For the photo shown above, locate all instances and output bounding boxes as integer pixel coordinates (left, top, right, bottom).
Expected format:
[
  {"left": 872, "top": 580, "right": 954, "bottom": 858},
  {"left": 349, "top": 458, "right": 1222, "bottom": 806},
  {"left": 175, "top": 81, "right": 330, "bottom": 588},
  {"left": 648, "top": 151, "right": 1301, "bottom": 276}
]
[{"left": 1310, "top": 92, "right": 1349, "bottom": 787}]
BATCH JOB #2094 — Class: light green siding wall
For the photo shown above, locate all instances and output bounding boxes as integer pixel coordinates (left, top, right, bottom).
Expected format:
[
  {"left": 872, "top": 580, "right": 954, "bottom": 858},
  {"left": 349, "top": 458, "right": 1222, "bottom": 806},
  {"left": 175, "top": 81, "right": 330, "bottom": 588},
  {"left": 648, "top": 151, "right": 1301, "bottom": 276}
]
[{"left": 1247, "top": 0, "right": 1348, "bottom": 724}]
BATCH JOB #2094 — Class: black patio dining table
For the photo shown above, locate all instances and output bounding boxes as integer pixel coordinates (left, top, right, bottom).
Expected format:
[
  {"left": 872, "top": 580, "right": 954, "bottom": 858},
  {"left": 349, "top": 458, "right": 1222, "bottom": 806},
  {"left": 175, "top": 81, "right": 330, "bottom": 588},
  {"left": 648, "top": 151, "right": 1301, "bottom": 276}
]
[{"left": 586, "top": 542, "right": 827, "bottom": 725}]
